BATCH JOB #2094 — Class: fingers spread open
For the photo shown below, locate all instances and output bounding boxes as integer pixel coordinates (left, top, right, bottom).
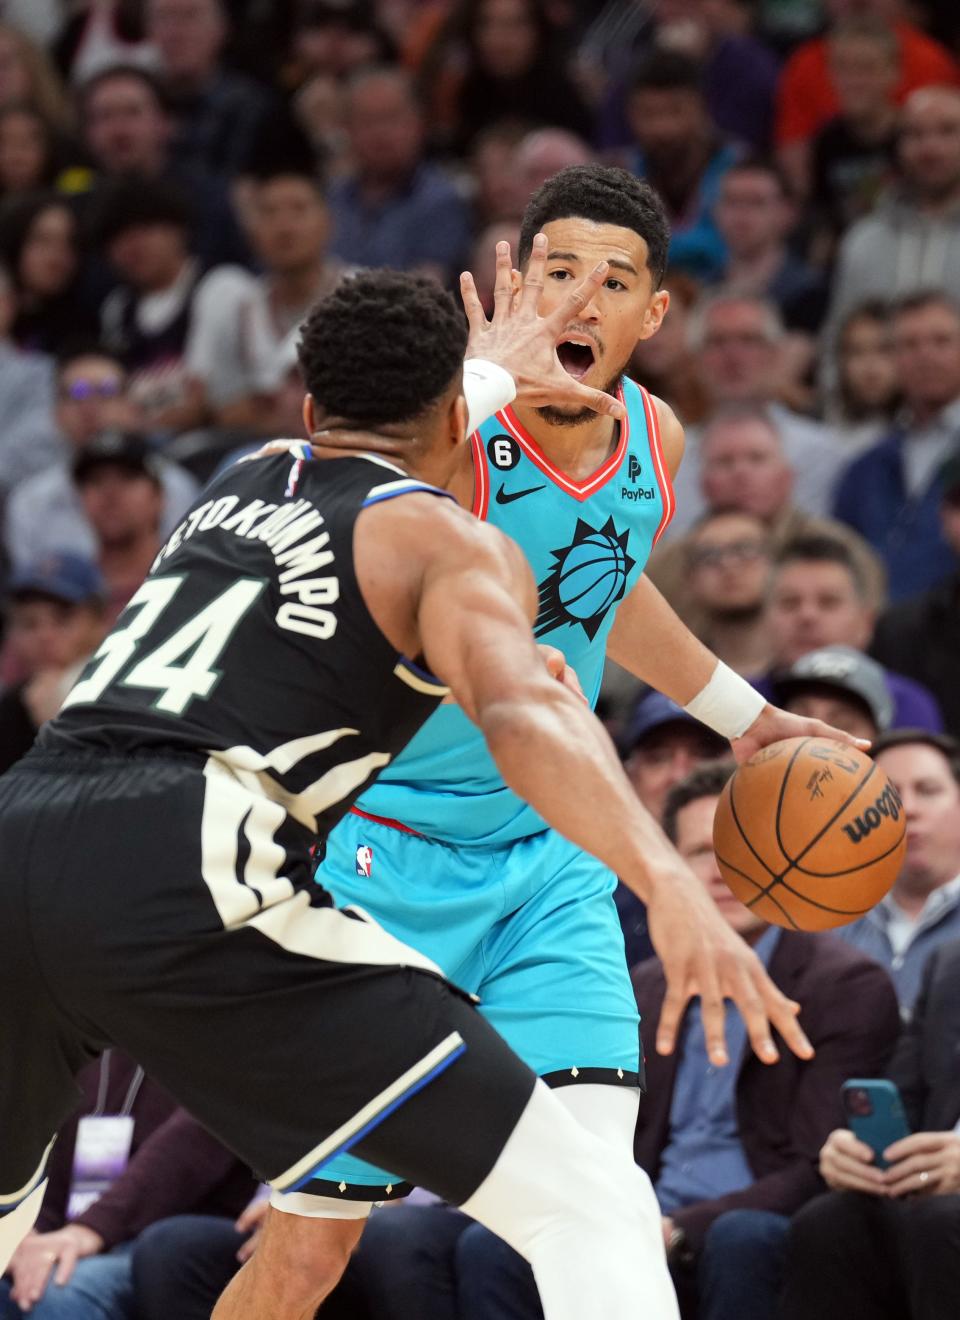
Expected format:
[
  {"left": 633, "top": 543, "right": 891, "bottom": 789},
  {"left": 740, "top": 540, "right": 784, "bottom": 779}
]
[
  {"left": 555, "top": 381, "right": 626, "bottom": 420},
  {"left": 656, "top": 979, "right": 691, "bottom": 1057},
  {"left": 459, "top": 271, "right": 486, "bottom": 338},
  {"left": 544, "top": 261, "right": 608, "bottom": 333},
  {"left": 492, "top": 239, "right": 516, "bottom": 321},
  {"left": 518, "top": 232, "right": 547, "bottom": 314}
]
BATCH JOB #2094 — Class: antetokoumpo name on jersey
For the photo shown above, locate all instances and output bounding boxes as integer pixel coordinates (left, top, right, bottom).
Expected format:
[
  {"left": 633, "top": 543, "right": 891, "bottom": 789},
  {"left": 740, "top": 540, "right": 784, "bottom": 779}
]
[{"left": 151, "top": 492, "right": 340, "bottom": 641}]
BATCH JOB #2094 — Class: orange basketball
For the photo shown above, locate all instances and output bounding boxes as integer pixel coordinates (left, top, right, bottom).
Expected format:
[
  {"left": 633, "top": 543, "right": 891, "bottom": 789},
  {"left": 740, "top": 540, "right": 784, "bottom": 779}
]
[{"left": 712, "top": 737, "right": 906, "bottom": 931}]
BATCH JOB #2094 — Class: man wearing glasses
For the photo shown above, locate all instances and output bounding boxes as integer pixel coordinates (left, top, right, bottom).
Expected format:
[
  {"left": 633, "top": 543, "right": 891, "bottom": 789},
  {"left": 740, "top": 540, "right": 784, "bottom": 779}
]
[{"left": 4, "top": 346, "right": 198, "bottom": 570}]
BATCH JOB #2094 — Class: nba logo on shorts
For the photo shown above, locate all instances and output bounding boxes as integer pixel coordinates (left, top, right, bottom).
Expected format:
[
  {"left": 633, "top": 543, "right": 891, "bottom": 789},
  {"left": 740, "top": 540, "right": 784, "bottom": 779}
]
[{"left": 356, "top": 845, "right": 373, "bottom": 877}]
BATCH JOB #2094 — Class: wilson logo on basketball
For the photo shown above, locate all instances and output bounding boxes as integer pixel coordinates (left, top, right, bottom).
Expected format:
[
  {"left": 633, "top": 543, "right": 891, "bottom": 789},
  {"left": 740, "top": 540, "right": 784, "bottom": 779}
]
[{"left": 841, "top": 783, "right": 904, "bottom": 845}]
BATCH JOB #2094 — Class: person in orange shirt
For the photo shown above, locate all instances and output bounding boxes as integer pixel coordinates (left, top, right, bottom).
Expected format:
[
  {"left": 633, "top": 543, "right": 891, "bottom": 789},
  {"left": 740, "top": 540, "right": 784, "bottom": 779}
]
[{"left": 776, "top": 0, "right": 958, "bottom": 193}]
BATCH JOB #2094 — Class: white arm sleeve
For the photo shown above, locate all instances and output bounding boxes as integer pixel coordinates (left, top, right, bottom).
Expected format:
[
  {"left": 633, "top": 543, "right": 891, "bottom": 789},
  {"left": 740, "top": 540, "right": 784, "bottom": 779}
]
[{"left": 463, "top": 359, "right": 517, "bottom": 436}]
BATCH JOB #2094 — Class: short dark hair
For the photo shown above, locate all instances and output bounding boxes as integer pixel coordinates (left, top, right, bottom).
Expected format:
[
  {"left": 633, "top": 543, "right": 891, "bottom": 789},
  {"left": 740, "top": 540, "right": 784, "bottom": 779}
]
[
  {"left": 519, "top": 164, "right": 671, "bottom": 287},
  {"left": 722, "top": 154, "right": 793, "bottom": 200},
  {"left": 79, "top": 63, "right": 170, "bottom": 117},
  {"left": 839, "top": 298, "right": 891, "bottom": 342},
  {"left": 892, "top": 289, "right": 960, "bottom": 322},
  {"left": 55, "top": 339, "right": 124, "bottom": 381},
  {"left": 93, "top": 176, "right": 193, "bottom": 246},
  {"left": 774, "top": 534, "right": 868, "bottom": 599},
  {"left": 871, "top": 729, "right": 960, "bottom": 787},
  {"left": 663, "top": 761, "right": 736, "bottom": 844},
  {"left": 297, "top": 270, "right": 467, "bottom": 428},
  {"left": 630, "top": 48, "right": 703, "bottom": 97}
]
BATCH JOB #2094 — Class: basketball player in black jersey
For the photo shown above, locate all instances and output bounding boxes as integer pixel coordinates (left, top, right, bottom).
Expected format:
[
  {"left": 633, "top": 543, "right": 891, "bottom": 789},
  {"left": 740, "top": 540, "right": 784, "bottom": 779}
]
[{"left": 0, "top": 257, "right": 826, "bottom": 1320}]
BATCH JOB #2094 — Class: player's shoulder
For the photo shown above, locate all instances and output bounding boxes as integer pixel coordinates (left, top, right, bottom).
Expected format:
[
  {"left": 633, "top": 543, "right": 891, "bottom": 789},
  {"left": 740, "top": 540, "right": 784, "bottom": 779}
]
[{"left": 624, "top": 379, "right": 684, "bottom": 476}]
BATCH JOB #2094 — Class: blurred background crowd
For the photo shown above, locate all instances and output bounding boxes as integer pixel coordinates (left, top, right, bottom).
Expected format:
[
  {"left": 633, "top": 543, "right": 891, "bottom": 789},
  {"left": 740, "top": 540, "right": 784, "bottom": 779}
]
[{"left": 3, "top": 2, "right": 960, "bottom": 1320}]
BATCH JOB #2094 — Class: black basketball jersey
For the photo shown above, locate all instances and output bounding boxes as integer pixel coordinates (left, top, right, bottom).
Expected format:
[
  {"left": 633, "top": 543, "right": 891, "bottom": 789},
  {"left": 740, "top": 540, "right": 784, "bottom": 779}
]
[{"left": 40, "top": 452, "right": 454, "bottom": 839}]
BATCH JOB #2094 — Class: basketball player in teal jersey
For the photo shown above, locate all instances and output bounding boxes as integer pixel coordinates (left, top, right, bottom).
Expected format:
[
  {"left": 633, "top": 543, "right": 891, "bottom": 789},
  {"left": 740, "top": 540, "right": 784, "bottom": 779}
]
[{"left": 231, "top": 168, "right": 855, "bottom": 1319}]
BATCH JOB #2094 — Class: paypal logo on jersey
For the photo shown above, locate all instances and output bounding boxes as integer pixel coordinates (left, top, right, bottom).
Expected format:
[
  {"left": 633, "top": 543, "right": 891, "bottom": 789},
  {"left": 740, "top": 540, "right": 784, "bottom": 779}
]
[
  {"left": 622, "top": 454, "right": 655, "bottom": 501},
  {"left": 535, "top": 516, "right": 635, "bottom": 641}
]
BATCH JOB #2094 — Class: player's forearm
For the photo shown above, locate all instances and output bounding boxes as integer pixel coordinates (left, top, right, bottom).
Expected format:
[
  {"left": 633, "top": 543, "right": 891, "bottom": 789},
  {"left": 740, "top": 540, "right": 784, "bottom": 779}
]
[
  {"left": 479, "top": 684, "right": 685, "bottom": 901},
  {"left": 607, "top": 574, "right": 720, "bottom": 703}
]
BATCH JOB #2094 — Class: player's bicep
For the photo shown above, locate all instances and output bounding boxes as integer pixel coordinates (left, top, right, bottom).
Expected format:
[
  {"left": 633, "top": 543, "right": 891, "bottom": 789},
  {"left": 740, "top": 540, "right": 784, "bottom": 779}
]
[{"left": 417, "top": 540, "right": 542, "bottom": 725}]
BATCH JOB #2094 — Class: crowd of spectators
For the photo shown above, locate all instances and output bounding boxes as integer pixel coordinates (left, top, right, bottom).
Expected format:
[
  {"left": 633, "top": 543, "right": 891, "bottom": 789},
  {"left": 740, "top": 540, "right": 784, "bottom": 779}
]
[{"left": 2, "top": 1, "right": 960, "bottom": 1319}]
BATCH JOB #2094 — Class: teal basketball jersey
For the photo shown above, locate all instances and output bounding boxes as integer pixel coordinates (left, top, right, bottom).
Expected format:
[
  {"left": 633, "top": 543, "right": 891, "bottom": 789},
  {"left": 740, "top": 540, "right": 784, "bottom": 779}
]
[{"left": 352, "top": 377, "right": 674, "bottom": 844}]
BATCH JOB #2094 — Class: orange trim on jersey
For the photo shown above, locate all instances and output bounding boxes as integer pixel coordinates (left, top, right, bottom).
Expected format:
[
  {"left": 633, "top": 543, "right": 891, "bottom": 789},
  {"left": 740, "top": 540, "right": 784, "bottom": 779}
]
[
  {"left": 350, "top": 806, "right": 422, "bottom": 837},
  {"left": 492, "top": 382, "right": 630, "bottom": 503},
  {"left": 642, "top": 385, "right": 675, "bottom": 544},
  {"left": 470, "top": 429, "right": 489, "bottom": 520}
]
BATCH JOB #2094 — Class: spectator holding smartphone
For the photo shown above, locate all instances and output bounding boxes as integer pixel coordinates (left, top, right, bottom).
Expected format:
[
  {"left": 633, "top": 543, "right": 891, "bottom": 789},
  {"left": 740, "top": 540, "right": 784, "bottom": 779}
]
[{"left": 779, "top": 936, "right": 960, "bottom": 1320}]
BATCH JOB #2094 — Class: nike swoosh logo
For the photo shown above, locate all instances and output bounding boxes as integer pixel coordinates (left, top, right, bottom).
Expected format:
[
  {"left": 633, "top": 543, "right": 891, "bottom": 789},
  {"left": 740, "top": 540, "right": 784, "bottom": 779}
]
[{"left": 496, "top": 482, "right": 545, "bottom": 505}]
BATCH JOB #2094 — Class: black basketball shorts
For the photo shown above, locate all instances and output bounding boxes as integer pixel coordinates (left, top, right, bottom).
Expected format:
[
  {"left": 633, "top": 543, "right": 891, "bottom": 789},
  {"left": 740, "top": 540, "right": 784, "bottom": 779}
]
[{"left": 0, "top": 752, "right": 535, "bottom": 1213}]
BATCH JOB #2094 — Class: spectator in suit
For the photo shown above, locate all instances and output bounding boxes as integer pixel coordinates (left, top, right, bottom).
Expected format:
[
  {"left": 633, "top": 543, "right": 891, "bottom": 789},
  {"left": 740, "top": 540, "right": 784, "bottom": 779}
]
[
  {"left": 833, "top": 291, "right": 960, "bottom": 601},
  {"left": 0, "top": 1050, "right": 256, "bottom": 1320},
  {"left": 410, "top": 761, "right": 900, "bottom": 1320},
  {"left": 779, "top": 936, "right": 960, "bottom": 1320},
  {"left": 838, "top": 730, "right": 960, "bottom": 1014},
  {"left": 870, "top": 455, "right": 960, "bottom": 737},
  {"left": 145, "top": 0, "right": 274, "bottom": 177},
  {"left": 327, "top": 66, "right": 471, "bottom": 284},
  {"left": 761, "top": 534, "right": 943, "bottom": 732}
]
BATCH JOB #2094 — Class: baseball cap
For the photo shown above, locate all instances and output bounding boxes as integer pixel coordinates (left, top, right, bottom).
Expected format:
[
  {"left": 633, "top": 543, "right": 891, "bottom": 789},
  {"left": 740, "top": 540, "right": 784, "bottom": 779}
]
[
  {"left": 773, "top": 645, "right": 893, "bottom": 732},
  {"left": 73, "top": 431, "right": 163, "bottom": 485},
  {"left": 7, "top": 551, "right": 104, "bottom": 605},
  {"left": 620, "top": 690, "right": 727, "bottom": 756}
]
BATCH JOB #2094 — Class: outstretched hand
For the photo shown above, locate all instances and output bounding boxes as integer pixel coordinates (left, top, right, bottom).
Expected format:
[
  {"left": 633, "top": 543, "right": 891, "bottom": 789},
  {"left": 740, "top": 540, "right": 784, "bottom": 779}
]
[
  {"left": 460, "top": 232, "right": 625, "bottom": 421},
  {"left": 646, "top": 864, "right": 814, "bottom": 1068}
]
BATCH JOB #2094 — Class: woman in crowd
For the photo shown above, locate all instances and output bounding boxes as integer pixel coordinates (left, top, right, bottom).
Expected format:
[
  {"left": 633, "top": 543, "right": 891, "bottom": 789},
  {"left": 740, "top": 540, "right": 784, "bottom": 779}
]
[
  {"left": 829, "top": 299, "right": 901, "bottom": 454},
  {"left": 0, "top": 191, "right": 97, "bottom": 353}
]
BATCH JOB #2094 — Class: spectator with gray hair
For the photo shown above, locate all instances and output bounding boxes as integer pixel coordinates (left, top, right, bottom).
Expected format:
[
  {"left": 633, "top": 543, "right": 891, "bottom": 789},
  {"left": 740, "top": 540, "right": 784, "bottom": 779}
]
[
  {"left": 833, "top": 290, "right": 960, "bottom": 599},
  {"left": 669, "top": 294, "right": 844, "bottom": 534}
]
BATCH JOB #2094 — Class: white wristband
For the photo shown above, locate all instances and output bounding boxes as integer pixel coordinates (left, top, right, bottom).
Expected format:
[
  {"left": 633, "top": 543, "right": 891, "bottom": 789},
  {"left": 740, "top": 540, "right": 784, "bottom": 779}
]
[
  {"left": 683, "top": 662, "right": 766, "bottom": 741},
  {"left": 463, "top": 358, "right": 517, "bottom": 435}
]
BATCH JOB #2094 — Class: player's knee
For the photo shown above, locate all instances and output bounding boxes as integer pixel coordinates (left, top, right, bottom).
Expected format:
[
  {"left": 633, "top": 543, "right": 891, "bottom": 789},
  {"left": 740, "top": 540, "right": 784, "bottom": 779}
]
[{"left": 254, "top": 1211, "right": 360, "bottom": 1306}]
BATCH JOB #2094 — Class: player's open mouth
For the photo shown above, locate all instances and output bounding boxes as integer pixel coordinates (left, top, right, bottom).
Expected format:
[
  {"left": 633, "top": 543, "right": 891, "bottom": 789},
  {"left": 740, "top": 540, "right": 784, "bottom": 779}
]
[{"left": 556, "top": 338, "right": 596, "bottom": 380}]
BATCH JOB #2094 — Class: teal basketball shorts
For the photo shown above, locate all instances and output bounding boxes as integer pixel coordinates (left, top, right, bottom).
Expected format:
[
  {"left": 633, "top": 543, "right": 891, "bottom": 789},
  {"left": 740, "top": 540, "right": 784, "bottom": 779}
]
[{"left": 303, "top": 809, "right": 643, "bottom": 1202}]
